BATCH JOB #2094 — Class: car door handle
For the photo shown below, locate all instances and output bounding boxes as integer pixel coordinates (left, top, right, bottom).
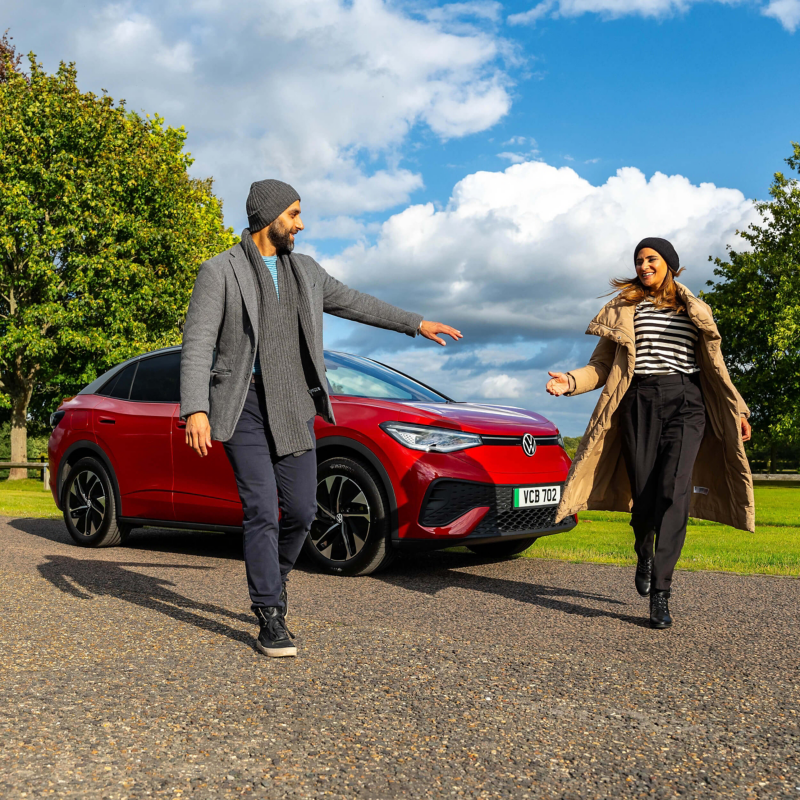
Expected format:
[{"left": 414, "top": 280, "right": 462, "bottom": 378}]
[
  {"left": 98, "top": 416, "right": 116, "bottom": 424},
  {"left": 176, "top": 420, "right": 186, "bottom": 429}
]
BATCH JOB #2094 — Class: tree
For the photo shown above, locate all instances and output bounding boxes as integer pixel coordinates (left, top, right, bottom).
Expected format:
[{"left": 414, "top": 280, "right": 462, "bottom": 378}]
[
  {"left": 0, "top": 53, "right": 237, "bottom": 478},
  {"left": 0, "top": 30, "right": 23, "bottom": 84},
  {"left": 700, "top": 142, "right": 800, "bottom": 473}
]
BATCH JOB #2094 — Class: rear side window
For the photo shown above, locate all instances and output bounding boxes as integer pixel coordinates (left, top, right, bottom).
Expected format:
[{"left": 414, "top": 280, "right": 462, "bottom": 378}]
[
  {"left": 129, "top": 352, "right": 181, "bottom": 403},
  {"left": 97, "top": 362, "right": 137, "bottom": 400}
]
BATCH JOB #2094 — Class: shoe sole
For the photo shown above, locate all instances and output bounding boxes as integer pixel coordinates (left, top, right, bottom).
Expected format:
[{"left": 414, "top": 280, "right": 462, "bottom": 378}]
[
  {"left": 649, "top": 621, "right": 672, "bottom": 629},
  {"left": 256, "top": 642, "right": 297, "bottom": 658}
]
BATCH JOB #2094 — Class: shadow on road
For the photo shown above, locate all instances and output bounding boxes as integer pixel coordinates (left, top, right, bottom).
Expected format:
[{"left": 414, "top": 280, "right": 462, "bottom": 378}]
[
  {"left": 13, "top": 519, "right": 646, "bottom": 628},
  {"left": 378, "top": 551, "right": 649, "bottom": 627},
  {"left": 37, "top": 554, "right": 256, "bottom": 646},
  {"left": 9, "top": 517, "right": 245, "bottom": 561}
]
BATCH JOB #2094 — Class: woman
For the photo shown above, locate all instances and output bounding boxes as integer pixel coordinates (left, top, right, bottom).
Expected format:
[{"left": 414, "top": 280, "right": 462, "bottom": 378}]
[{"left": 547, "top": 237, "right": 753, "bottom": 629}]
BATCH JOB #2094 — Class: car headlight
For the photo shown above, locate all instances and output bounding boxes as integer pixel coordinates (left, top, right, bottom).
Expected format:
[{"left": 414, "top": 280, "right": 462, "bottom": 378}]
[
  {"left": 50, "top": 410, "right": 66, "bottom": 429},
  {"left": 557, "top": 432, "right": 565, "bottom": 449},
  {"left": 380, "top": 422, "right": 482, "bottom": 453}
]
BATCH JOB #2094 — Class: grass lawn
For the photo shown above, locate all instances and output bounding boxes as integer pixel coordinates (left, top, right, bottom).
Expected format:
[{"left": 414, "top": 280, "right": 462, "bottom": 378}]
[
  {"left": 0, "top": 478, "right": 61, "bottom": 520},
  {"left": 527, "top": 484, "right": 800, "bottom": 577},
  {"left": 1, "top": 478, "right": 797, "bottom": 577}
]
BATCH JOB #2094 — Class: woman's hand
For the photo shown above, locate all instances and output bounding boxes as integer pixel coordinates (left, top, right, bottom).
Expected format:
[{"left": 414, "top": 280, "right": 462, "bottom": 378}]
[
  {"left": 546, "top": 371, "right": 571, "bottom": 397},
  {"left": 740, "top": 415, "right": 752, "bottom": 443}
]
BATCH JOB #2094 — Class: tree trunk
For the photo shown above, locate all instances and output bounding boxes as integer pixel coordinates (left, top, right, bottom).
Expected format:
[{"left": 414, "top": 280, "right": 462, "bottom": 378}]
[
  {"left": 9, "top": 397, "right": 28, "bottom": 480},
  {"left": 768, "top": 440, "right": 778, "bottom": 475},
  {"left": 8, "top": 389, "right": 32, "bottom": 481}
]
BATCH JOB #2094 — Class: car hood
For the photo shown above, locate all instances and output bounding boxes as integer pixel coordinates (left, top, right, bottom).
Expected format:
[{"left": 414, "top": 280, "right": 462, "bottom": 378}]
[
  {"left": 336, "top": 397, "right": 558, "bottom": 436},
  {"left": 407, "top": 403, "right": 557, "bottom": 436}
]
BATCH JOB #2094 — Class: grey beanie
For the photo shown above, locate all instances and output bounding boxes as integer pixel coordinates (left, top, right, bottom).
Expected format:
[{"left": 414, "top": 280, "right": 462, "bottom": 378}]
[{"left": 246, "top": 179, "right": 301, "bottom": 233}]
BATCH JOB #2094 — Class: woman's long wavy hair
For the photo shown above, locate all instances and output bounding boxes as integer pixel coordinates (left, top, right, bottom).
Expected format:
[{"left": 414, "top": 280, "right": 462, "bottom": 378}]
[{"left": 609, "top": 265, "right": 687, "bottom": 314}]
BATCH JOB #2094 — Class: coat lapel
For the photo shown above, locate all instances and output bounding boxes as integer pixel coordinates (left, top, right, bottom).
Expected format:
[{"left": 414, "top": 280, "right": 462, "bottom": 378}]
[{"left": 229, "top": 244, "right": 259, "bottom": 335}]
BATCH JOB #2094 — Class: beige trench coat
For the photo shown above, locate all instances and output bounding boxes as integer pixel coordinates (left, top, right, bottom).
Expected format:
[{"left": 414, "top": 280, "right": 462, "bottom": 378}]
[{"left": 554, "top": 282, "right": 755, "bottom": 532}]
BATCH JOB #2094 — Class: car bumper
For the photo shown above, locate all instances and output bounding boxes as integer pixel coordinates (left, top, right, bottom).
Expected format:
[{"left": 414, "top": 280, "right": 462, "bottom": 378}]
[{"left": 396, "top": 474, "right": 576, "bottom": 548}]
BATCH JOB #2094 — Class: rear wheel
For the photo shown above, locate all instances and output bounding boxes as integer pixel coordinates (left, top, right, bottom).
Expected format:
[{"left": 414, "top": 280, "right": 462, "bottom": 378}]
[
  {"left": 467, "top": 536, "right": 538, "bottom": 558},
  {"left": 62, "top": 457, "right": 130, "bottom": 547},
  {"left": 303, "top": 456, "right": 393, "bottom": 576}
]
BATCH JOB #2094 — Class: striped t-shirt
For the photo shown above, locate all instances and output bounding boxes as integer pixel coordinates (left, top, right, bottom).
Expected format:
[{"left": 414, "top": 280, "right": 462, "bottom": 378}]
[{"left": 633, "top": 299, "right": 699, "bottom": 375}]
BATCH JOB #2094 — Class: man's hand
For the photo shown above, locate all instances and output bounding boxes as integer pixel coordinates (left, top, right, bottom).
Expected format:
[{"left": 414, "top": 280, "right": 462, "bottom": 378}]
[
  {"left": 186, "top": 412, "right": 213, "bottom": 457},
  {"left": 740, "top": 415, "right": 752, "bottom": 443},
  {"left": 419, "top": 320, "right": 463, "bottom": 346},
  {"left": 546, "top": 371, "right": 571, "bottom": 397}
]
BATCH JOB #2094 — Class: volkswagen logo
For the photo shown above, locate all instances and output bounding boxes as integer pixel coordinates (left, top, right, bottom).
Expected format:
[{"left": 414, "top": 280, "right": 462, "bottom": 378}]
[{"left": 521, "top": 433, "right": 537, "bottom": 457}]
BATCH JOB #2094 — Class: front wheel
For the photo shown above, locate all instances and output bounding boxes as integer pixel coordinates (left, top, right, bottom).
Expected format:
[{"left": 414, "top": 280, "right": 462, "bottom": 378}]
[
  {"left": 62, "top": 457, "right": 129, "bottom": 547},
  {"left": 467, "top": 536, "right": 538, "bottom": 558},
  {"left": 303, "top": 456, "right": 393, "bottom": 576}
]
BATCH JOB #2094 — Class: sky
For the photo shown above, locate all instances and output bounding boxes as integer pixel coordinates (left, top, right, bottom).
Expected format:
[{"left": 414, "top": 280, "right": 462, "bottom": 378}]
[{"left": 4, "top": 0, "right": 799, "bottom": 435}]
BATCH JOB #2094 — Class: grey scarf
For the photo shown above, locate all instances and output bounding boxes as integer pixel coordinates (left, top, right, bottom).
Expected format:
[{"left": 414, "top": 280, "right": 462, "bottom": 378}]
[{"left": 240, "top": 229, "right": 317, "bottom": 456}]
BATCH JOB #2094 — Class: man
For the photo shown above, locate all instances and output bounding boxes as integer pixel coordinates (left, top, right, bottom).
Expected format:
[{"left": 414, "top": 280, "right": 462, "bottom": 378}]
[{"left": 180, "top": 179, "right": 461, "bottom": 658}]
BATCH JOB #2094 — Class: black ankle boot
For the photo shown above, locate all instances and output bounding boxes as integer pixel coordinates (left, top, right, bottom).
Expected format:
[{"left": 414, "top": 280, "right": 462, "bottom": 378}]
[
  {"left": 635, "top": 556, "right": 653, "bottom": 597},
  {"left": 649, "top": 590, "right": 672, "bottom": 629},
  {"left": 254, "top": 606, "right": 296, "bottom": 658}
]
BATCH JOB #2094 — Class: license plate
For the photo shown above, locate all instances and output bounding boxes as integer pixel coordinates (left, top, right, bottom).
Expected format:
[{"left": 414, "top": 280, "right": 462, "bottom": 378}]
[{"left": 513, "top": 485, "right": 560, "bottom": 508}]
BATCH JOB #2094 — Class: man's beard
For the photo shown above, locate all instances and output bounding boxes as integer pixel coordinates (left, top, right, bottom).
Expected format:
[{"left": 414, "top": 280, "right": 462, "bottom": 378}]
[{"left": 267, "top": 219, "right": 294, "bottom": 254}]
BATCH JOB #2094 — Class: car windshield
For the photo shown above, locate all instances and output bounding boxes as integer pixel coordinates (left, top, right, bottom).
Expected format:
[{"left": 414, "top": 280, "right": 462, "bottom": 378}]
[{"left": 324, "top": 351, "right": 449, "bottom": 403}]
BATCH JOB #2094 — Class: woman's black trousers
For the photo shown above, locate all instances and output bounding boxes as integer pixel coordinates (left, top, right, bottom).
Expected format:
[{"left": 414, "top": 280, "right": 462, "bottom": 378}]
[{"left": 619, "top": 372, "right": 706, "bottom": 592}]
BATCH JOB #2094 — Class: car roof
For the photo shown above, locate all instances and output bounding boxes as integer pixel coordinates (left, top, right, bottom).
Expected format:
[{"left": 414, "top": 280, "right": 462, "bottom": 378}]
[{"left": 78, "top": 346, "right": 362, "bottom": 397}]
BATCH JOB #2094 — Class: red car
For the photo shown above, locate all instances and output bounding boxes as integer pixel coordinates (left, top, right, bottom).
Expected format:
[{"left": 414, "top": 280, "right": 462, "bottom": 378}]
[{"left": 48, "top": 346, "right": 576, "bottom": 575}]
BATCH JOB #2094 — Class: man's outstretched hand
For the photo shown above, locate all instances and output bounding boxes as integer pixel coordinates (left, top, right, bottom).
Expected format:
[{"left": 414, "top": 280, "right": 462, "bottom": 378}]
[
  {"left": 186, "top": 411, "right": 213, "bottom": 457},
  {"left": 419, "top": 320, "right": 463, "bottom": 346}
]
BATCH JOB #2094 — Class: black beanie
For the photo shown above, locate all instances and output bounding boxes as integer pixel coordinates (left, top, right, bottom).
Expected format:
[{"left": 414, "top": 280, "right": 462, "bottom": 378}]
[
  {"left": 634, "top": 237, "right": 680, "bottom": 273},
  {"left": 246, "top": 179, "right": 301, "bottom": 233}
]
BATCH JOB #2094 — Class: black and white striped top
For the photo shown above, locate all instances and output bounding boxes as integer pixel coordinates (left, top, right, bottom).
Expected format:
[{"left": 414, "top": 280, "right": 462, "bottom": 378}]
[{"left": 634, "top": 299, "right": 699, "bottom": 375}]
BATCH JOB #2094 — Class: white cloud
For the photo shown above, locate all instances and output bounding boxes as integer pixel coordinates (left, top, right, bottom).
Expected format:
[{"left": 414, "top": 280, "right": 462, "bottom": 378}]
[
  {"left": 762, "top": 0, "right": 800, "bottom": 29},
  {"left": 320, "top": 159, "right": 759, "bottom": 430},
  {"left": 8, "top": 0, "right": 513, "bottom": 222},
  {"left": 497, "top": 152, "right": 529, "bottom": 163},
  {"left": 508, "top": 1, "right": 556, "bottom": 25},
  {"left": 481, "top": 374, "right": 525, "bottom": 397},
  {"left": 508, "top": 0, "right": 800, "bottom": 31}
]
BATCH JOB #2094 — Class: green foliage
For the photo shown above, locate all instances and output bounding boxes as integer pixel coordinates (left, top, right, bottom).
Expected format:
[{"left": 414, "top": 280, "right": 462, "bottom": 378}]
[
  {"left": 700, "top": 143, "right": 800, "bottom": 466},
  {"left": 0, "top": 53, "right": 237, "bottom": 433},
  {"left": 562, "top": 436, "right": 581, "bottom": 460}
]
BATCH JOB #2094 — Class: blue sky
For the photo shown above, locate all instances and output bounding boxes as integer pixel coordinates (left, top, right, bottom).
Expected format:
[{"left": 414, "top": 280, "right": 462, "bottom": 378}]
[{"left": 7, "top": 0, "right": 799, "bottom": 434}]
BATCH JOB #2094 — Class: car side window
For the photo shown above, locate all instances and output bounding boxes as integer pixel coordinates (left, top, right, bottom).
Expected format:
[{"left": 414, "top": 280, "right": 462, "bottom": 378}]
[
  {"left": 129, "top": 352, "right": 181, "bottom": 403},
  {"left": 327, "top": 365, "right": 414, "bottom": 401},
  {"left": 97, "top": 362, "right": 138, "bottom": 400}
]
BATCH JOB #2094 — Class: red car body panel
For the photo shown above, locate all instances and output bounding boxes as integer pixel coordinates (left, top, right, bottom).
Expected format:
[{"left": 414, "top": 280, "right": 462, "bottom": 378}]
[{"left": 49, "top": 348, "right": 576, "bottom": 549}]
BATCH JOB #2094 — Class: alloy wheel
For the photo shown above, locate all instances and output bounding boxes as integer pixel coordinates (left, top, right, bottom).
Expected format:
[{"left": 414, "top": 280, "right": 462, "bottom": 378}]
[
  {"left": 68, "top": 469, "right": 107, "bottom": 537},
  {"left": 310, "top": 474, "right": 371, "bottom": 561}
]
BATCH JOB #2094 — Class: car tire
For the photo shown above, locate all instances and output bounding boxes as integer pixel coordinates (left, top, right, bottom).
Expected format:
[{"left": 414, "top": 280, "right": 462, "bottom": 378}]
[
  {"left": 62, "top": 457, "right": 128, "bottom": 548},
  {"left": 467, "top": 536, "right": 538, "bottom": 558},
  {"left": 304, "top": 456, "right": 394, "bottom": 576}
]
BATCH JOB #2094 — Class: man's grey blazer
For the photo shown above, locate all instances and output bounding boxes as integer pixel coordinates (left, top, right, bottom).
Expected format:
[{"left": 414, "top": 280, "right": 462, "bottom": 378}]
[{"left": 180, "top": 243, "right": 424, "bottom": 442}]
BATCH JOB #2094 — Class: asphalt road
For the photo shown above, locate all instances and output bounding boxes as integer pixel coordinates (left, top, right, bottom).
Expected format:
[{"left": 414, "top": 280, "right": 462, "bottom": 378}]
[{"left": 1, "top": 517, "right": 798, "bottom": 800}]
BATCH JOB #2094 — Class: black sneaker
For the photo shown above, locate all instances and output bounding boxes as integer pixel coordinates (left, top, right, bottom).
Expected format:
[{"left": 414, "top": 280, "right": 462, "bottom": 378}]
[
  {"left": 635, "top": 556, "right": 653, "bottom": 597},
  {"left": 254, "top": 606, "right": 296, "bottom": 657},
  {"left": 649, "top": 590, "right": 672, "bottom": 629}
]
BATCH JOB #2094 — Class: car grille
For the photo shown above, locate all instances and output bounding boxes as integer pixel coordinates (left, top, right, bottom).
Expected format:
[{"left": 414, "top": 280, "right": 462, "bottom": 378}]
[
  {"left": 480, "top": 435, "right": 560, "bottom": 447},
  {"left": 419, "top": 479, "right": 572, "bottom": 536}
]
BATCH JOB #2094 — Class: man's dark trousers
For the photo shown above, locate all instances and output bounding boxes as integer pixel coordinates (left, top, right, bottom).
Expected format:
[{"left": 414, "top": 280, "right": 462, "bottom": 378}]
[
  {"left": 223, "top": 379, "right": 317, "bottom": 609},
  {"left": 618, "top": 372, "right": 706, "bottom": 592}
]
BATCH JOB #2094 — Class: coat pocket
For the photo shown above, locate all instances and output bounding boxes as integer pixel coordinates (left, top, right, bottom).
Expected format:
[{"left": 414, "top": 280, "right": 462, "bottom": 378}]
[{"left": 210, "top": 368, "right": 232, "bottom": 385}]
